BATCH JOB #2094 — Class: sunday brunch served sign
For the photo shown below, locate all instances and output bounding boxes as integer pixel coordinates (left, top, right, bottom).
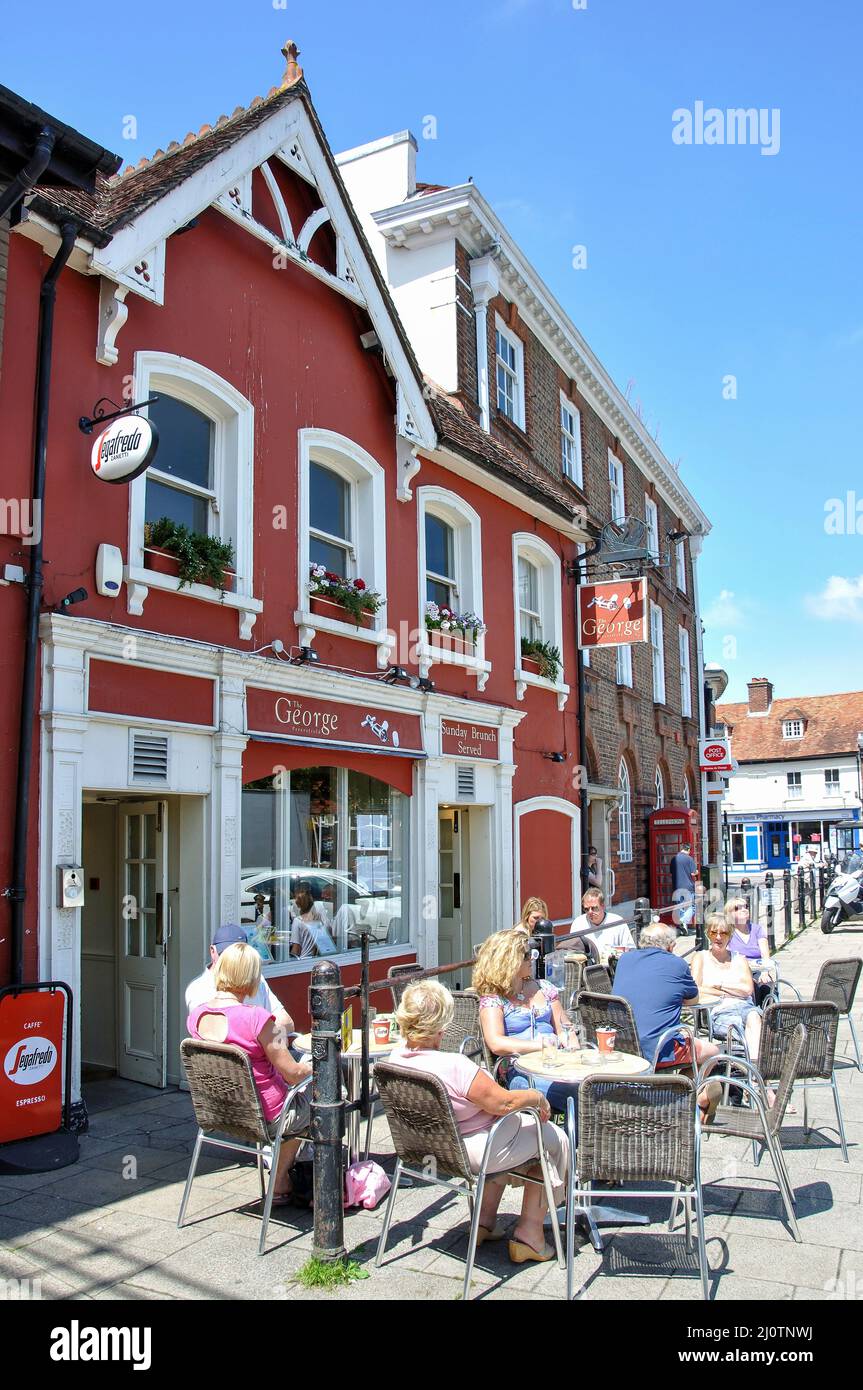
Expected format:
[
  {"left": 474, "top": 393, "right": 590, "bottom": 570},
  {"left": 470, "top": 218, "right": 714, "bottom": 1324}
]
[
  {"left": 440, "top": 717, "right": 500, "bottom": 761},
  {"left": 577, "top": 577, "right": 647, "bottom": 649}
]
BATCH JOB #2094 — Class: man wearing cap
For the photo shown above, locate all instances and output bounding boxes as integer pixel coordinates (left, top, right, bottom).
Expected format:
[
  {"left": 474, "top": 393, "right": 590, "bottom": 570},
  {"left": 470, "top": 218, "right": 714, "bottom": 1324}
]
[{"left": 185, "top": 924, "right": 295, "bottom": 1034}]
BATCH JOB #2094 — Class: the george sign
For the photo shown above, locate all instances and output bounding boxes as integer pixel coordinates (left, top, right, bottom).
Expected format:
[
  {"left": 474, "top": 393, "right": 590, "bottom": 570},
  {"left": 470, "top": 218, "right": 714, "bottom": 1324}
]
[
  {"left": 577, "top": 577, "right": 647, "bottom": 649},
  {"left": 246, "top": 688, "right": 425, "bottom": 756},
  {"left": 90, "top": 415, "right": 159, "bottom": 484},
  {"left": 699, "top": 738, "right": 733, "bottom": 772},
  {"left": 0, "top": 990, "right": 65, "bottom": 1143},
  {"left": 440, "top": 717, "right": 500, "bottom": 761}
]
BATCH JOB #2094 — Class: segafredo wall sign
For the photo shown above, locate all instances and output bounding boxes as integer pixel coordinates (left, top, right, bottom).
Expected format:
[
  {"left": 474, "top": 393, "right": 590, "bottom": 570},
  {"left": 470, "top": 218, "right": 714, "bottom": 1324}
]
[{"left": 90, "top": 415, "right": 159, "bottom": 484}]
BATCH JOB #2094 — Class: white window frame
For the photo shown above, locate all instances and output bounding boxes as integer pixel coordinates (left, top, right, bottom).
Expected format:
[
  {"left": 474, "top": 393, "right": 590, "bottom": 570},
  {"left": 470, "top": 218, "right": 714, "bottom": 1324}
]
[
  {"left": 650, "top": 601, "right": 665, "bottom": 704},
  {"left": 616, "top": 641, "right": 633, "bottom": 688},
  {"left": 296, "top": 428, "right": 391, "bottom": 656},
  {"left": 676, "top": 538, "right": 687, "bottom": 593},
  {"left": 618, "top": 759, "right": 633, "bottom": 863},
  {"left": 512, "top": 532, "right": 569, "bottom": 710},
  {"left": 495, "top": 315, "right": 525, "bottom": 429},
  {"left": 645, "top": 494, "right": 660, "bottom": 561},
  {"left": 560, "top": 393, "right": 583, "bottom": 487},
  {"left": 787, "top": 771, "right": 802, "bottom": 800},
  {"left": 308, "top": 460, "right": 355, "bottom": 580},
  {"left": 824, "top": 768, "right": 841, "bottom": 797},
  {"left": 782, "top": 720, "right": 803, "bottom": 739},
  {"left": 683, "top": 778, "right": 691, "bottom": 809},
  {"left": 655, "top": 766, "right": 665, "bottom": 810},
  {"left": 679, "top": 625, "right": 692, "bottom": 717},
  {"left": 126, "top": 351, "right": 261, "bottom": 638},
  {"left": 416, "top": 488, "right": 489, "bottom": 685},
  {"left": 608, "top": 450, "right": 626, "bottom": 523}
]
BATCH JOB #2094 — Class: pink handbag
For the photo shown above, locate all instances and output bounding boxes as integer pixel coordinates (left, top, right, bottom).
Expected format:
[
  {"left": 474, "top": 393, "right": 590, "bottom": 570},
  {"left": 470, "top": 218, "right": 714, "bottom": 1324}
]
[{"left": 344, "top": 1160, "right": 391, "bottom": 1210}]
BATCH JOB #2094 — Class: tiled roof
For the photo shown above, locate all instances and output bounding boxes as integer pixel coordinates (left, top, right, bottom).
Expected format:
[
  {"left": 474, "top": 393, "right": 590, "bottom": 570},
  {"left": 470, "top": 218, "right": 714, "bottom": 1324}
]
[
  {"left": 716, "top": 691, "right": 863, "bottom": 762},
  {"left": 27, "top": 75, "right": 307, "bottom": 246},
  {"left": 428, "top": 385, "right": 590, "bottom": 525}
]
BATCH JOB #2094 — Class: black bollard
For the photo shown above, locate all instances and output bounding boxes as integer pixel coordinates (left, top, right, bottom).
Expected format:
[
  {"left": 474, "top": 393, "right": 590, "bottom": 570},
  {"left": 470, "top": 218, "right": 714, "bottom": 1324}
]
[
  {"left": 808, "top": 868, "right": 817, "bottom": 922},
  {"left": 783, "top": 868, "right": 792, "bottom": 942},
  {"left": 534, "top": 919, "right": 555, "bottom": 978},
  {"left": 633, "top": 897, "right": 651, "bottom": 948},
  {"left": 818, "top": 864, "right": 826, "bottom": 912},
  {"left": 764, "top": 872, "right": 776, "bottom": 954},
  {"left": 309, "top": 959, "right": 346, "bottom": 1263},
  {"left": 796, "top": 868, "right": 806, "bottom": 931}
]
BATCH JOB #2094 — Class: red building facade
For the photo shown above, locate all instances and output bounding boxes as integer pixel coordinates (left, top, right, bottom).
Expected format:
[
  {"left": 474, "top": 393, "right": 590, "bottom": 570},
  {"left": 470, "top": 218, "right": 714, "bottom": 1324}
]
[{"left": 0, "top": 52, "right": 588, "bottom": 1097}]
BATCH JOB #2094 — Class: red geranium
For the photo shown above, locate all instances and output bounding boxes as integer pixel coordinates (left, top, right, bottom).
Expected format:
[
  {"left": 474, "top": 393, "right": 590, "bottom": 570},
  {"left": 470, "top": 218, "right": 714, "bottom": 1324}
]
[{"left": 353, "top": 579, "right": 366, "bottom": 591}]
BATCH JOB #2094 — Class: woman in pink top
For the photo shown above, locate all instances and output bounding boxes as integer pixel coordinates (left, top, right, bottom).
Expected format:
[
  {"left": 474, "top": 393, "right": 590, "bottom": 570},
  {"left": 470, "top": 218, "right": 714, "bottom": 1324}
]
[
  {"left": 187, "top": 942, "right": 311, "bottom": 1204},
  {"left": 391, "top": 980, "right": 568, "bottom": 1264}
]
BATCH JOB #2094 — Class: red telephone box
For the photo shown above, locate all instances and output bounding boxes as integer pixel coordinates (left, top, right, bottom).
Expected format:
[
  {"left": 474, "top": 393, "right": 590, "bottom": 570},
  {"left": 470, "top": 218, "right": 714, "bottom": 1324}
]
[{"left": 648, "top": 808, "right": 700, "bottom": 921}]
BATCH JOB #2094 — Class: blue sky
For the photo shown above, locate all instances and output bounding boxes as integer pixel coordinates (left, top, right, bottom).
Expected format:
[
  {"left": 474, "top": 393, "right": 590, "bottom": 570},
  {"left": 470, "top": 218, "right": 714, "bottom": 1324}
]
[{"left": 5, "top": 0, "right": 861, "bottom": 702}]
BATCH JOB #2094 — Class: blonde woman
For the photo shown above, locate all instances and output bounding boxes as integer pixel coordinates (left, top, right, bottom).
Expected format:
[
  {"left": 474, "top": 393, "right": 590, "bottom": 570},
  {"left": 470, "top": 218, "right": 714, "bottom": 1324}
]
[
  {"left": 691, "top": 915, "right": 763, "bottom": 1057},
  {"left": 724, "top": 897, "right": 773, "bottom": 1005},
  {"left": 513, "top": 896, "right": 549, "bottom": 937},
  {"left": 186, "top": 942, "right": 311, "bottom": 1204},
  {"left": 391, "top": 979, "right": 568, "bottom": 1263}
]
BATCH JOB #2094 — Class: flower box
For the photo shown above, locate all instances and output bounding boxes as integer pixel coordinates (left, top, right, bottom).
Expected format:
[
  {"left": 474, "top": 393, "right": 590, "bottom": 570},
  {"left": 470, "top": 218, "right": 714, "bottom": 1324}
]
[
  {"left": 310, "top": 594, "right": 374, "bottom": 629},
  {"left": 143, "top": 546, "right": 236, "bottom": 593},
  {"left": 521, "top": 655, "right": 542, "bottom": 676},
  {"left": 427, "top": 627, "right": 476, "bottom": 656}
]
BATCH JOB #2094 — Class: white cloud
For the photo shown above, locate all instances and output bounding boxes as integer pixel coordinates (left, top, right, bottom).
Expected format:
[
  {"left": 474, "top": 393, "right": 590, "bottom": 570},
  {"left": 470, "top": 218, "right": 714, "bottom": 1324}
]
[
  {"left": 702, "top": 589, "right": 748, "bottom": 630},
  {"left": 804, "top": 575, "right": 863, "bottom": 622}
]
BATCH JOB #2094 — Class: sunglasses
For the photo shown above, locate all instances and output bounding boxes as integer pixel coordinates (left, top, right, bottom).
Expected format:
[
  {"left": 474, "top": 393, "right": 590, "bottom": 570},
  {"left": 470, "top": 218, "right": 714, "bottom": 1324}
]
[{"left": 709, "top": 931, "right": 731, "bottom": 940}]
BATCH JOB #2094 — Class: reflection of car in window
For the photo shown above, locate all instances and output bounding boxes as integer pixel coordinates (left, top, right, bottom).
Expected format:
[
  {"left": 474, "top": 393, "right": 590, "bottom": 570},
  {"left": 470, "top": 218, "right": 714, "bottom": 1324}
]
[{"left": 240, "top": 868, "right": 402, "bottom": 956}]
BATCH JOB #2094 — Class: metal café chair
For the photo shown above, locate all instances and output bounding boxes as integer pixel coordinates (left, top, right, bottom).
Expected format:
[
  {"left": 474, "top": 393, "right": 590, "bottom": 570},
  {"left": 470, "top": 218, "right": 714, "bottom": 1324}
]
[
  {"left": 687, "top": 1023, "right": 807, "bottom": 1243},
  {"left": 565, "top": 1074, "right": 709, "bottom": 1301},
  {"left": 178, "top": 1038, "right": 311, "bottom": 1255},
  {"left": 563, "top": 953, "right": 588, "bottom": 1011},
  {"left": 812, "top": 959, "right": 863, "bottom": 1073},
  {"left": 576, "top": 990, "right": 641, "bottom": 1055},
  {"left": 756, "top": 1000, "right": 848, "bottom": 1161},
  {"left": 440, "top": 989, "right": 483, "bottom": 1063},
  {"left": 374, "top": 1060, "right": 565, "bottom": 1300}
]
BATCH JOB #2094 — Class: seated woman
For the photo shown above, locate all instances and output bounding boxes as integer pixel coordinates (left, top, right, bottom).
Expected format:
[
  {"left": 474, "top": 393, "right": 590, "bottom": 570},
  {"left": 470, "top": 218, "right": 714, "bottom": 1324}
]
[
  {"left": 473, "top": 930, "right": 577, "bottom": 1117},
  {"left": 290, "top": 886, "right": 337, "bottom": 958},
  {"left": 187, "top": 941, "right": 312, "bottom": 1205},
  {"left": 512, "top": 895, "right": 549, "bottom": 938},
  {"left": 725, "top": 897, "right": 773, "bottom": 1006},
  {"left": 691, "top": 914, "right": 763, "bottom": 1057},
  {"left": 392, "top": 979, "right": 568, "bottom": 1263}
]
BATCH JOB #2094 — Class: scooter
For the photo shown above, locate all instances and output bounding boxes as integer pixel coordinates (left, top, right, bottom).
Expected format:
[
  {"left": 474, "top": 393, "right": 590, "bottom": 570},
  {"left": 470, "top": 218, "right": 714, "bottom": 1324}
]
[{"left": 821, "top": 865, "right": 863, "bottom": 932}]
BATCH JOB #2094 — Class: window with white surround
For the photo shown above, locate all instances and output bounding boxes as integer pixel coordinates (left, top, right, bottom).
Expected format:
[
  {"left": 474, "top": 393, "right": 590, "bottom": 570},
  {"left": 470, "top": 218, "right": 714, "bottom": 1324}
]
[
  {"left": 618, "top": 759, "right": 633, "bottom": 862},
  {"left": 679, "top": 625, "right": 692, "bottom": 717},
  {"left": 655, "top": 766, "right": 665, "bottom": 810},
  {"left": 425, "top": 513, "right": 457, "bottom": 609},
  {"left": 127, "top": 352, "right": 260, "bottom": 636},
  {"left": 675, "top": 539, "right": 687, "bottom": 593},
  {"left": 495, "top": 317, "right": 525, "bottom": 428},
  {"left": 608, "top": 451, "right": 626, "bottom": 523},
  {"left": 417, "top": 488, "right": 488, "bottom": 682},
  {"left": 825, "top": 768, "right": 840, "bottom": 797},
  {"left": 512, "top": 533, "right": 568, "bottom": 706},
  {"left": 787, "top": 772, "right": 802, "bottom": 799},
  {"left": 783, "top": 720, "right": 803, "bottom": 739},
  {"left": 616, "top": 641, "right": 633, "bottom": 687},
  {"left": 645, "top": 495, "right": 659, "bottom": 560},
  {"left": 297, "top": 428, "right": 387, "bottom": 640},
  {"left": 560, "top": 395, "right": 583, "bottom": 486},
  {"left": 650, "top": 602, "right": 665, "bottom": 703}
]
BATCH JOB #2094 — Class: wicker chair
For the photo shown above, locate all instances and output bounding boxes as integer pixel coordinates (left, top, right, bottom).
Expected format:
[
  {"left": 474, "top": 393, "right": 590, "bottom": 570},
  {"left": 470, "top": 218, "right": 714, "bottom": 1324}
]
[
  {"left": 565, "top": 1075, "right": 708, "bottom": 1300},
  {"left": 387, "top": 962, "right": 418, "bottom": 1012},
  {"left": 813, "top": 959, "right": 862, "bottom": 1072},
  {"left": 178, "top": 1039, "right": 311, "bottom": 1254},
  {"left": 440, "top": 990, "right": 483, "bottom": 1062},
  {"left": 755, "top": 1001, "right": 847, "bottom": 1161},
  {"left": 690, "top": 1022, "right": 806, "bottom": 1242},
  {"left": 374, "top": 1060, "right": 565, "bottom": 1299},
  {"left": 576, "top": 991, "right": 642, "bottom": 1056},
  {"left": 563, "top": 954, "right": 588, "bottom": 1011},
  {"left": 582, "top": 963, "right": 612, "bottom": 995}
]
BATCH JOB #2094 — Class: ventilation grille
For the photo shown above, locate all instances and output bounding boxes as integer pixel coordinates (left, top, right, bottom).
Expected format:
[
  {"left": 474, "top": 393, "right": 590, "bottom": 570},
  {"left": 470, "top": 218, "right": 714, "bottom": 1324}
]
[
  {"left": 456, "top": 765, "right": 476, "bottom": 801},
  {"left": 131, "top": 733, "right": 169, "bottom": 783}
]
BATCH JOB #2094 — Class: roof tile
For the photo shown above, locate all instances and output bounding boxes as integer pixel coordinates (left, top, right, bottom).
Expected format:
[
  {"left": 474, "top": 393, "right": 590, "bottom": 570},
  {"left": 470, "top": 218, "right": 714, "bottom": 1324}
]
[{"left": 716, "top": 690, "right": 863, "bottom": 761}]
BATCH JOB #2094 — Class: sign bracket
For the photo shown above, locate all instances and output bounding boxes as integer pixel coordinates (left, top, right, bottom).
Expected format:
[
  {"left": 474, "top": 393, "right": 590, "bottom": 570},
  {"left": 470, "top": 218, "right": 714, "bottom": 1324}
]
[{"left": 78, "top": 395, "right": 159, "bottom": 435}]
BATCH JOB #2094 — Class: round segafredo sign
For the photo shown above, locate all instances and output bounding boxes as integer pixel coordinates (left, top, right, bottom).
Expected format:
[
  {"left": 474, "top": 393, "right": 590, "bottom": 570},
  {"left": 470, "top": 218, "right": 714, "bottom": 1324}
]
[
  {"left": 3, "top": 1035, "right": 58, "bottom": 1086},
  {"left": 91, "top": 415, "right": 158, "bottom": 484}
]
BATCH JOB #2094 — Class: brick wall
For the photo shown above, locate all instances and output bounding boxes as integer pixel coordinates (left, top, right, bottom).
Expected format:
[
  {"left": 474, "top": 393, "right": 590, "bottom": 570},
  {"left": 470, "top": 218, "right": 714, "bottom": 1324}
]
[{"left": 456, "top": 260, "right": 703, "bottom": 903}]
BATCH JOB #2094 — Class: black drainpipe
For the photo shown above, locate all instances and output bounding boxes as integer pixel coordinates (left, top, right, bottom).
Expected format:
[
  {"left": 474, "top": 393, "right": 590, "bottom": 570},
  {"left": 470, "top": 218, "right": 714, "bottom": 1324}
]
[
  {"left": 8, "top": 219, "right": 78, "bottom": 985},
  {"left": 0, "top": 126, "right": 56, "bottom": 222}
]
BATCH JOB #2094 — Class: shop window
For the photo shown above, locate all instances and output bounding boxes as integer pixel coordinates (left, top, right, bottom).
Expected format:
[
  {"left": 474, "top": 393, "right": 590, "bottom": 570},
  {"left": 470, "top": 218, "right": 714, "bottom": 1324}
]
[{"left": 240, "top": 766, "right": 409, "bottom": 967}]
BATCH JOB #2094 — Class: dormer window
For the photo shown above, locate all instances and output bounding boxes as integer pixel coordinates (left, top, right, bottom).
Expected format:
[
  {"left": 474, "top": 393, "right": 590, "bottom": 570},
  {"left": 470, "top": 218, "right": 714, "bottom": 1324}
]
[{"left": 782, "top": 719, "right": 803, "bottom": 739}]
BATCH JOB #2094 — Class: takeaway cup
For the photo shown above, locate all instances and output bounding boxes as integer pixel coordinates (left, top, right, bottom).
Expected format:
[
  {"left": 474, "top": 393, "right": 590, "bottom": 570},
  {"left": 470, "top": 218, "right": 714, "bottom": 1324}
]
[
  {"left": 373, "top": 1016, "right": 392, "bottom": 1044},
  {"left": 596, "top": 1027, "right": 617, "bottom": 1056}
]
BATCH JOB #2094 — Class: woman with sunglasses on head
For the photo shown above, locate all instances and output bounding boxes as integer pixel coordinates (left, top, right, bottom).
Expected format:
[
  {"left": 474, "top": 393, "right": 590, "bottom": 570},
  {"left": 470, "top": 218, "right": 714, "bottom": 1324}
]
[
  {"left": 724, "top": 897, "right": 773, "bottom": 1006},
  {"left": 691, "top": 913, "right": 763, "bottom": 1058},
  {"left": 513, "top": 895, "right": 549, "bottom": 938}
]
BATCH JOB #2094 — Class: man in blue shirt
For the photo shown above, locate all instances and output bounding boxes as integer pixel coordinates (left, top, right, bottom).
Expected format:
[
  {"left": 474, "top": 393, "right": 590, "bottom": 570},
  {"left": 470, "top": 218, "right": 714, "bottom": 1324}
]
[
  {"left": 669, "top": 841, "right": 698, "bottom": 931},
  {"left": 614, "top": 923, "right": 718, "bottom": 1078}
]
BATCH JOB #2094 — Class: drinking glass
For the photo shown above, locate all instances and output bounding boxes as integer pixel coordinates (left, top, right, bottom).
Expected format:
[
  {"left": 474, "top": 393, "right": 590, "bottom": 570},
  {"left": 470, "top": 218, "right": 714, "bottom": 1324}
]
[{"left": 542, "top": 1034, "right": 561, "bottom": 1068}]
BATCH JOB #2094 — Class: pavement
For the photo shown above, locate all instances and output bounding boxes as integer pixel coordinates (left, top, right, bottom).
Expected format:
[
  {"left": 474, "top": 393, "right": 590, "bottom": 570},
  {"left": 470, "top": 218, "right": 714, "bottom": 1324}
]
[{"left": 1, "top": 920, "right": 862, "bottom": 1302}]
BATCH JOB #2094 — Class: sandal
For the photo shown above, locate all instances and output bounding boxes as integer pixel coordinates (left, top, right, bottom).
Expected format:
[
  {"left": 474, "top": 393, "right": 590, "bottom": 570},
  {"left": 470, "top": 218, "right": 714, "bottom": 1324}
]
[
  {"left": 477, "top": 1223, "right": 507, "bottom": 1246},
  {"left": 698, "top": 1080, "right": 722, "bottom": 1126},
  {"left": 508, "top": 1237, "right": 555, "bottom": 1264}
]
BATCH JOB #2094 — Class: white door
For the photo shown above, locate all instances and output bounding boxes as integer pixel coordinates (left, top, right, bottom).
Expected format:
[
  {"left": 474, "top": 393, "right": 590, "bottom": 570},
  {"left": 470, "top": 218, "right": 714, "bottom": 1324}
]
[
  {"left": 438, "top": 810, "right": 470, "bottom": 987},
  {"left": 118, "top": 802, "right": 168, "bottom": 1087}
]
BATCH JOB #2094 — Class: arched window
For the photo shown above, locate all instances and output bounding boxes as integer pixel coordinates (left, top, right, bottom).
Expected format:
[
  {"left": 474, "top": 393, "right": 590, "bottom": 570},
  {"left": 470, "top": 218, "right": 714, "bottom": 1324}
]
[
  {"left": 618, "top": 759, "right": 633, "bottom": 863},
  {"left": 655, "top": 766, "right": 665, "bottom": 810},
  {"left": 513, "top": 533, "right": 568, "bottom": 704},
  {"left": 417, "top": 488, "right": 488, "bottom": 685}
]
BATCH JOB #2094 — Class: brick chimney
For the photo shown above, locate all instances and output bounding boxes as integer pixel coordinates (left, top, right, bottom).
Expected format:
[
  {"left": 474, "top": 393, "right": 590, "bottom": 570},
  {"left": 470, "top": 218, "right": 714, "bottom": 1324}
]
[{"left": 747, "top": 676, "right": 773, "bottom": 713}]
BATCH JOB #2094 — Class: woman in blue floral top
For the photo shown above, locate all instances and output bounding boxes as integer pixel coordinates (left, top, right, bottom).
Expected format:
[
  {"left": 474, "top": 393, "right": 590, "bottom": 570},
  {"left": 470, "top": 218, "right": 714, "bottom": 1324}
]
[{"left": 474, "top": 930, "right": 579, "bottom": 1116}]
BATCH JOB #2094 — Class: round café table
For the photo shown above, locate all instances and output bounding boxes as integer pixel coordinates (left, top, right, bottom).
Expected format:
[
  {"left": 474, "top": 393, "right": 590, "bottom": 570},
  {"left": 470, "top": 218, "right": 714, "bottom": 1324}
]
[
  {"left": 294, "top": 1029, "right": 395, "bottom": 1163},
  {"left": 516, "top": 1047, "right": 652, "bottom": 1233}
]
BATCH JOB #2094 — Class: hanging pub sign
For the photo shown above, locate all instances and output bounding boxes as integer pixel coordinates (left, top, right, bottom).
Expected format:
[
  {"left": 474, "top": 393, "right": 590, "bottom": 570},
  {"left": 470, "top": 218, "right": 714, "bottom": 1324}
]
[
  {"left": 699, "top": 737, "right": 733, "bottom": 772},
  {"left": 246, "top": 688, "right": 425, "bottom": 756},
  {"left": 577, "top": 577, "right": 647, "bottom": 649},
  {"left": 90, "top": 415, "right": 159, "bottom": 484}
]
